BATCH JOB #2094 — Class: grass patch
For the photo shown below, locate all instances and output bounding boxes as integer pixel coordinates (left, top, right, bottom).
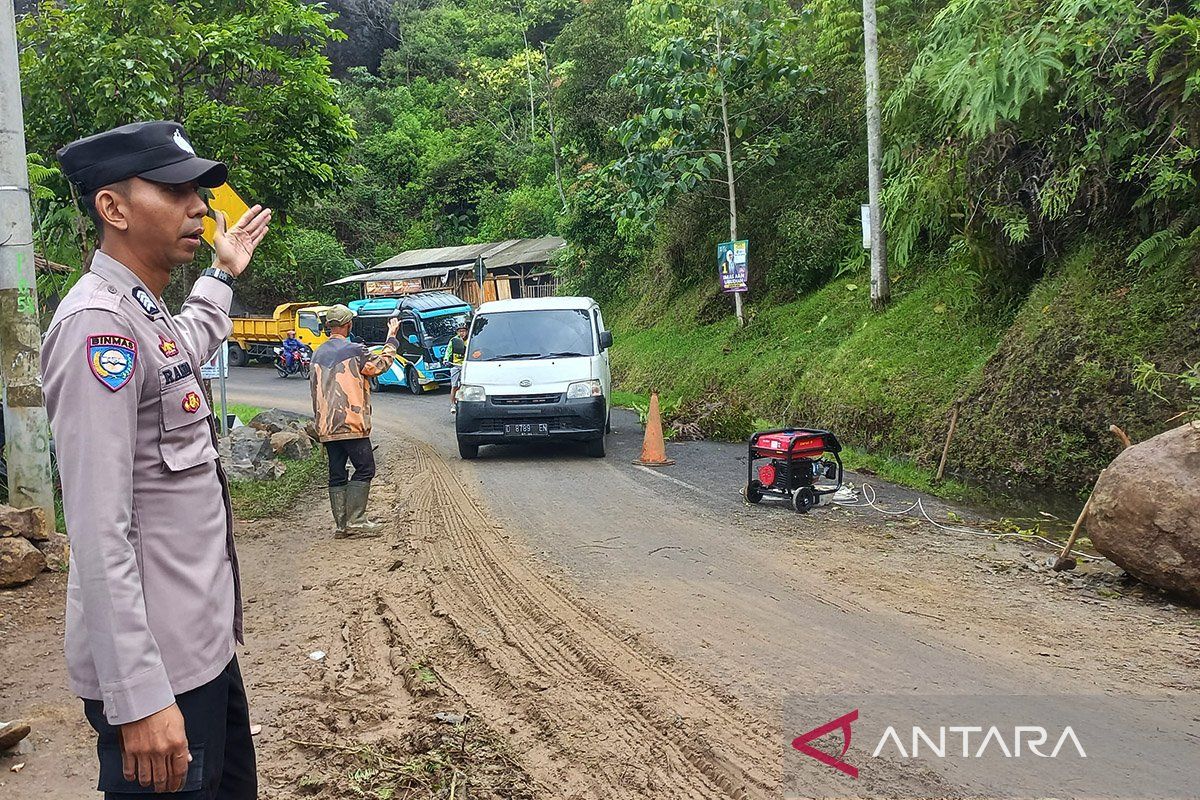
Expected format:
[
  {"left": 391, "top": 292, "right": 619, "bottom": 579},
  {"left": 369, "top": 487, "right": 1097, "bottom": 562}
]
[
  {"left": 840, "top": 446, "right": 978, "bottom": 504},
  {"left": 610, "top": 389, "right": 647, "bottom": 411},
  {"left": 610, "top": 263, "right": 1002, "bottom": 460},
  {"left": 607, "top": 241, "right": 1195, "bottom": 495},
  {"left": 226, "top": 403, "right": 264, "bottom": 425},
  {"left": 294, "top": 723, "right": 536, "bottom": 800},
  {"left": 230, "top": 450, "right": 326, "bottom": 520}
]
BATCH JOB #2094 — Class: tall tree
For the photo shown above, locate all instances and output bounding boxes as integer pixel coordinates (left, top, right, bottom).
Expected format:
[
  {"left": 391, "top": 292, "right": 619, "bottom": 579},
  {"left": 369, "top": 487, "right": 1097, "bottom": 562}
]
[
  {"left": 18, "top": 0, "right": 357, "bottom": 226},
  {"left": 600, "top": 0, "right": 809, "bottom": 317}
]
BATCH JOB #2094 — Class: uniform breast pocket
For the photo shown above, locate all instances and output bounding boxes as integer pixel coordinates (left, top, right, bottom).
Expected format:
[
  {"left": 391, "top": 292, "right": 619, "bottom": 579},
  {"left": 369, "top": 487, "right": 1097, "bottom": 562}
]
[{"left": 159, "top": 378, "right": 218, "bottom": 472}]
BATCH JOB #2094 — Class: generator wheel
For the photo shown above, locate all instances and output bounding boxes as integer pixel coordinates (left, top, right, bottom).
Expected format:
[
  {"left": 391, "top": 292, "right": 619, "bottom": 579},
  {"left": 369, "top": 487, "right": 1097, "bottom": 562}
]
[
  {"left": 792, "top": 486, "right": 817, "bottom": 514},
  {"left": 745, "top": 480, "right": 763, "bottom": 504}
]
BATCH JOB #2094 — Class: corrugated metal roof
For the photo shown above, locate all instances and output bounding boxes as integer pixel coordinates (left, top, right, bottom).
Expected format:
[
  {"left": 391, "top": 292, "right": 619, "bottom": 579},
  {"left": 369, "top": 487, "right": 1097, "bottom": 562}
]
[
  {"left": 483, "top": 236, "right": 566, "bottom": 269},
  {"left": 370, "top": 242, "right": 493, "bottom": 271},
  {"left": 327, "top": 237, "right": 567, "bottom": 287},
  {"left": 327, "top": 264, "right": 470, "bottom": 285},
  {"left": 369, "top": 237, "right": 563, "bottom": 271}
]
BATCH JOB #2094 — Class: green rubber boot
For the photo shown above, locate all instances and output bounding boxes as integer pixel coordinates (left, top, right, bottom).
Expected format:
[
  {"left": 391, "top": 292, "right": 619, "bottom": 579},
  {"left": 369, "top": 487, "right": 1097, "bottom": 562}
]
[
  {"left": 329, "top": 485, "right": 349, "bottom": 538},
  {"left": 345, "top": 480, "right": 382, "bottom": 536}
]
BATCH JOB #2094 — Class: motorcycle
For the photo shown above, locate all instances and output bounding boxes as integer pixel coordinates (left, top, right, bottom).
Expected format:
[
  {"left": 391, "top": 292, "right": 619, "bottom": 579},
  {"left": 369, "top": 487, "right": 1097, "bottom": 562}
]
[{"left": 274, "top": 345, "right": 312, "bottom": 379}]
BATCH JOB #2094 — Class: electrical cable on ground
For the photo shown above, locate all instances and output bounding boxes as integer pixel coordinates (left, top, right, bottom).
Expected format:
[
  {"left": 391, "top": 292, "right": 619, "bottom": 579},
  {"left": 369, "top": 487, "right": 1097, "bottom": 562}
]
[{"left": 829, "top": 483, "right": 1105, "bottom": 562}]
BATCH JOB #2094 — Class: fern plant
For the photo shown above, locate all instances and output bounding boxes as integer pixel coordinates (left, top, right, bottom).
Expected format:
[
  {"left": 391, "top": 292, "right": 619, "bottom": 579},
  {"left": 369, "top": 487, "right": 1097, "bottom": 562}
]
[{"left": 881, "top": 0, "right": 1200, "bottom": 299}]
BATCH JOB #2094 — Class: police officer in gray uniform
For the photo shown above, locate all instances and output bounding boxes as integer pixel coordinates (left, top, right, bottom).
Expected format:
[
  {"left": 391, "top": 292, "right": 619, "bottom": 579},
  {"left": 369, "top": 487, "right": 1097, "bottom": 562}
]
[{"left": 42, "top": 121, "right": 272, "bottom": 798}]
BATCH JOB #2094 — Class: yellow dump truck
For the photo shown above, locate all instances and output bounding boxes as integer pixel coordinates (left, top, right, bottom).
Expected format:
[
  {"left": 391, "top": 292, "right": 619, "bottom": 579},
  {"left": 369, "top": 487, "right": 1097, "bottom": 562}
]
[{"left": 228, "top": 302, "right": 331, "bottom": 366}]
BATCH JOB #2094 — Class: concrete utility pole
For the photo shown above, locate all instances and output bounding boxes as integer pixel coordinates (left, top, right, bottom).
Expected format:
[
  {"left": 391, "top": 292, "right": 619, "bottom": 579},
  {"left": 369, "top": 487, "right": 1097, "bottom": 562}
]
[
  {"left": 0, "top": 0, "right": 54, "bottom": 518},
  {"left": 862, "top": 0, "right": 891, "bottom": 309}
]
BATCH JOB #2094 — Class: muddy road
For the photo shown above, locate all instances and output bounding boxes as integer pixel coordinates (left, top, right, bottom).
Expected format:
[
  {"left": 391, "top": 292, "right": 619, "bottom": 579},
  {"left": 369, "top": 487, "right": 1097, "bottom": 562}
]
[{"left": 2, "top": 365, "right": 1197, "bottom": 799}]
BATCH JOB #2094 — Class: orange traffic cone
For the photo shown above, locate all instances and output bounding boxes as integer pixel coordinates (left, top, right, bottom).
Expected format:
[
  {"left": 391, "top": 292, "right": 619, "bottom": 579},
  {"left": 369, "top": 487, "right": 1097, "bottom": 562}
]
[{"left": 634, "top": 392, "right": 675, "bottom": 467}]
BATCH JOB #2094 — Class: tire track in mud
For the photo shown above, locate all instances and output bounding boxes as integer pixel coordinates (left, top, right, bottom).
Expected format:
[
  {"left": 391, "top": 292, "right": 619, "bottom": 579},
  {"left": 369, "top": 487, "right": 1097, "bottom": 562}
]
[{"left": 385, "top": 440, "right": 782, "bottom": 799}]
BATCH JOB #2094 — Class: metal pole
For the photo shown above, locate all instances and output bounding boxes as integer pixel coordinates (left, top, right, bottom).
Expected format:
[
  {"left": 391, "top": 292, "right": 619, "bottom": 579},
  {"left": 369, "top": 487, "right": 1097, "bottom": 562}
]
[
  {"left": 715, "top": 18, "right": 745, "bottom": 328},
  {"left": 218, "top": 342, "right": 228, "bottom": 435},
  {"left": 0, "top": 0, "right": 54, "bottom": 518},
  {"left": 863, "top": 0, "right": 891, "bottom": 309}
]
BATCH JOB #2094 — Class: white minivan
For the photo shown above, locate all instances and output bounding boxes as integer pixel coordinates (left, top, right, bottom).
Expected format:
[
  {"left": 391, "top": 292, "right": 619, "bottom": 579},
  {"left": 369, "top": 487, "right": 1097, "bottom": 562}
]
[{"left": 454, "top": 296, "right": 613, "bottom": 459}]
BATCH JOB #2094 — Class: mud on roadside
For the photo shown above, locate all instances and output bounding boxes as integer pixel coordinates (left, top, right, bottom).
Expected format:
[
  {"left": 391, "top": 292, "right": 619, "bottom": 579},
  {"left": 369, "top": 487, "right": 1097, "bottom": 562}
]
[{"left": 243, "top": 442, "right": 781, "bottom": 800}]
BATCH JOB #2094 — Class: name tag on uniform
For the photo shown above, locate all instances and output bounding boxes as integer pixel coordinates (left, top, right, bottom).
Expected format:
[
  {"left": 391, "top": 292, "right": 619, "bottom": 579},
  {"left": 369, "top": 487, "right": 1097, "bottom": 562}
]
[{"left": 160, "top": 361, "right": 194, "bottom": 388}]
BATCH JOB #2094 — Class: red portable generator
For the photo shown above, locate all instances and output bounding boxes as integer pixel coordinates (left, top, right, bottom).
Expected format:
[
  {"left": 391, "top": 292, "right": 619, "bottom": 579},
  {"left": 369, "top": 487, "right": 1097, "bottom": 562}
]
[{"left": 746, "top": 428, "right": 843, "bottom": 513}]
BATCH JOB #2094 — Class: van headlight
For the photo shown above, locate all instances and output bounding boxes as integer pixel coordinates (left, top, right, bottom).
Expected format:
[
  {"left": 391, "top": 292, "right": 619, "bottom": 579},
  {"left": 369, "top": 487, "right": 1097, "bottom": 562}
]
[
  {"left": 458, "top": 385, "right": 486, "bottom": 402},
  {"left": 566, "top": 380, "right": 603, "bottom": 399}
]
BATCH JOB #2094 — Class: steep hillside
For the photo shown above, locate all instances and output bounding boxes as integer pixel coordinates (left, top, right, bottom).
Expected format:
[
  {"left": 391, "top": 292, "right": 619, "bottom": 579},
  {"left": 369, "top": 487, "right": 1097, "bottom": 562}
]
[{"left": 607, "top": 245, "right": 1198, "bottom": 495}]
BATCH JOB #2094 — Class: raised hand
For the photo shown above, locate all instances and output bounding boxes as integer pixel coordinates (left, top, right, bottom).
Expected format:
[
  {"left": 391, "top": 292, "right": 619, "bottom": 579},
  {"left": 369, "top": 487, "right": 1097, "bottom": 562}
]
[{"left": 214, "top": 204, "right": 272, "bottom": 277}]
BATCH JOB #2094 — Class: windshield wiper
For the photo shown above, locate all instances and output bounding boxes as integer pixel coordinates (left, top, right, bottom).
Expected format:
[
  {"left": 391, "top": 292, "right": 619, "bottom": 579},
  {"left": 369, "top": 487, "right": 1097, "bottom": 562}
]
[
  {"left": 487, "top": 352, "right": 543, "bottom": 360},
  {"left": 544, "top": 351, "right": 589, "bottom": 358}
]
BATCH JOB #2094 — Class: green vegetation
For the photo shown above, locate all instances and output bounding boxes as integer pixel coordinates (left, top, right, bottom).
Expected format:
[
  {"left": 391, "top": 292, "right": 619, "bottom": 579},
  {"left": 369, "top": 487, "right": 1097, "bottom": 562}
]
[
  {"left": 839, "top": 447, "right": 975, "bottom": 504},
  {"left": 609, "top": 390, "right": 647, "bottom": 412},
  {"left": 227, "top": 404, "right": 264, "bottom": 426},
  {"left": 21, "top": 0, "right": 1200, "bottom": 494},
  {"left": 230, "top": 450, "right": 326, "bottom": 521},
  {"left": 18, "top": 0, "right": 358, "bottom": 310},
  {"left": 612, "top": 264, "right": 1001, "bottom": 448}
]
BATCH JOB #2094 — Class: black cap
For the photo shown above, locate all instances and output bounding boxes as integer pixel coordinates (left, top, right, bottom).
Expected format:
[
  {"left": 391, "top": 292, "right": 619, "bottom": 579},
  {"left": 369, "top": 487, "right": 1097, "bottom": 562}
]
[{"left": 57, "top": 121, "right": 228, "bottom": 196}]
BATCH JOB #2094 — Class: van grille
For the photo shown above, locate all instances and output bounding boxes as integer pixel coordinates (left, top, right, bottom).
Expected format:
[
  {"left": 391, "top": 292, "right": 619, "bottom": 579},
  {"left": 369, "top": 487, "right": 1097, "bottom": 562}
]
[{"left": 491, "top": 393, "right": 562, "bottom": 406}]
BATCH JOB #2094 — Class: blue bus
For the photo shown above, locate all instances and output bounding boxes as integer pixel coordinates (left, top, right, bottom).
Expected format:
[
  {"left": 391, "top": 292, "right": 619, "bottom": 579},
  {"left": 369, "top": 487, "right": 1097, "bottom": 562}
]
[{"left": 349, "top": 293, "right": 473, "bottom": 394}]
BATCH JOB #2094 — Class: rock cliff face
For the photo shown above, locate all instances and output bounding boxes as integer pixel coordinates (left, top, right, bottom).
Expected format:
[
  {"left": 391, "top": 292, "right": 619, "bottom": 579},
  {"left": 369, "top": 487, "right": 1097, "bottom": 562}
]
[{"left": 320, "top": 0, "right": 397, "bottom": 75}]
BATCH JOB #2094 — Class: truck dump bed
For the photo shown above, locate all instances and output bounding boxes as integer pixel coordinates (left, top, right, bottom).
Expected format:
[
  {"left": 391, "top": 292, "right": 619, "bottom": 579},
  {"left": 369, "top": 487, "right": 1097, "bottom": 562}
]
[{"left": 230, "top": 302, "right": 312, "bottom": 345}]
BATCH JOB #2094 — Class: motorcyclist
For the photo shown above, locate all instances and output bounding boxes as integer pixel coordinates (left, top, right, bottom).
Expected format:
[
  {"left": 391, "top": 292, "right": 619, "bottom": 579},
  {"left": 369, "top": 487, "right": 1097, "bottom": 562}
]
[{"left": 281, "top": 330, "right": 303, "bottom": 372}]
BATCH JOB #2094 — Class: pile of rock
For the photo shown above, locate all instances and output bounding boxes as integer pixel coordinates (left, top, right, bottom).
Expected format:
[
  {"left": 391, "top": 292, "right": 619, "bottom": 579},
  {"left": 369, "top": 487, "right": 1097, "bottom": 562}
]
[
  {"left": 0, "top": 504, "right": 67, "bottom": 588},
  {"left": 218, "top": 409, "right": 318, "bottom": 482}
]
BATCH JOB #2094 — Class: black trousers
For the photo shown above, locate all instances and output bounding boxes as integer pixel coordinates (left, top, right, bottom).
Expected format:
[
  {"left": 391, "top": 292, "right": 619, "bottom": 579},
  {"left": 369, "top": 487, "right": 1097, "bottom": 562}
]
[
  {"left": 325, "top": 437, "right": 376, "bottom": 486},
  {"left": 83, "top": 657, "right": 256, "bottom": 800}
]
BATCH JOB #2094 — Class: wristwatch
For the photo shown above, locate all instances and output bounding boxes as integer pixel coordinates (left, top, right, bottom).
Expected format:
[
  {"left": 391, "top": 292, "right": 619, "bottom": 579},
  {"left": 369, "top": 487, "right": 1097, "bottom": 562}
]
[{"left": 201, "top": 266, "right": 235, "bottom": 287}]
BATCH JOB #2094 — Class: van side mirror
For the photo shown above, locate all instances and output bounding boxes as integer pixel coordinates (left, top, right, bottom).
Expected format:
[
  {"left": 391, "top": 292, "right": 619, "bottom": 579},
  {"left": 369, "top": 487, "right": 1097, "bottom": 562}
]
[
  {"left": 407, "top": 335, "right": 419, "bottom": 345},
  {"left": 599, "top": 331, "right": 614, "bottom": 350}
]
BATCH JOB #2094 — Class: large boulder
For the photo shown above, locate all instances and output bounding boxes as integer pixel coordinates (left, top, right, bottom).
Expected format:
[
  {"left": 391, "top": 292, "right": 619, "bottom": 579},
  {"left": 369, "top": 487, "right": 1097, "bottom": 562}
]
[
  {"left": 270, "top": 430, "right": 313, "bottom": 461},
  {"left": 0, "top": 505, "right": 49, "bottom": 542},
  {"left": 250, "top": 409, "right": 313, "bottom": 435},
  {"left": 0, "top": 537, "right": 46, "bottom": 588},
  {"left": 1086, "top": 423, "right": 1200, "bottom": 603}
]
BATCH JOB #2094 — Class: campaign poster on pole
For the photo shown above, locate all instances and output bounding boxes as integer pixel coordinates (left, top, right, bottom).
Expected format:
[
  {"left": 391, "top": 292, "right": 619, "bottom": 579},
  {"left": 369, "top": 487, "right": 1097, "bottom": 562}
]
[
  {"left": 201, "top": 341, "right": 231, "bottom": 434},
  {"left": 717, "top": 240, "right": 749, "bottom": 293},
  {"left": 201, "top": 341, "right": 229, "bottom": 380}
]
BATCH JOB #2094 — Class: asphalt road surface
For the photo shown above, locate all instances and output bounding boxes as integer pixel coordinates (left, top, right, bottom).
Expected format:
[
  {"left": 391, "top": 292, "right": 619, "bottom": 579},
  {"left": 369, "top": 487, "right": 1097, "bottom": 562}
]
[
  {"left": 4, "top": 365, "right": 1196, "bottom": 800},
  {"left": 217, "top": 363, "right": 1198, "bottom": 798}
]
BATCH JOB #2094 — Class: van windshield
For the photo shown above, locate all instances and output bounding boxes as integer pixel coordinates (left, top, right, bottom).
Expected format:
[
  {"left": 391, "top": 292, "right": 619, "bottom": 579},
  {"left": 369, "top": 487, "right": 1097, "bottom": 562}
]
[{"left": 469, "top": 309, "right": 595, "bottom": 361}]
